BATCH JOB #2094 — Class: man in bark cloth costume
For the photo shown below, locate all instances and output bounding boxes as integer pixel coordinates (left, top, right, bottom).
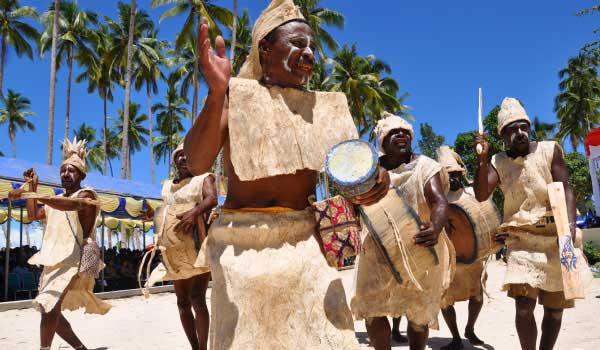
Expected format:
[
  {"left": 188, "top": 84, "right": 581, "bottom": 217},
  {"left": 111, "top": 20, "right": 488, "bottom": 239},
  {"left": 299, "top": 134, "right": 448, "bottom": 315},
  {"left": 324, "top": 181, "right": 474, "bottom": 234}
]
[
  {"left": 184, "top": 0, "right": 390, "bottom": 348},
  {"left": 351, "top": 112, "right": 455, "bottom": 350},
  {"left": 143, "top": 143, "right": 217, "bottom": 350},
  {"left": 9, "top": 137, "right": 110, "bottom": 350},
  {"left": 437, "top": 145, "right": 486, "bottom": 350},
  {"left": 473, "top": 97, "right": 592, "bottom": 350}
]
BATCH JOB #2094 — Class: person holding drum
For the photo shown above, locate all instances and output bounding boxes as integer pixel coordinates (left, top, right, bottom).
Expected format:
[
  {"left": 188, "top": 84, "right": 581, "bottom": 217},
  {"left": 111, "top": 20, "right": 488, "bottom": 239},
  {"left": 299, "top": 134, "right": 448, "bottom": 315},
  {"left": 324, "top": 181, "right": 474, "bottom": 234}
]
[
  {"left": 142, "top": 143, "right": 217, "bottom": 350},
  {"left": 437, "top": 145, "right": 488, "bottom": 350},
  {"left": 183, "top": 0, "right": 390, "bottom": 348},
  {"left": 474, "top": 97, "right": 590, "bottom": 350},
  {"left": 351, "top": 112, "right": 455, "bottom": 350}
]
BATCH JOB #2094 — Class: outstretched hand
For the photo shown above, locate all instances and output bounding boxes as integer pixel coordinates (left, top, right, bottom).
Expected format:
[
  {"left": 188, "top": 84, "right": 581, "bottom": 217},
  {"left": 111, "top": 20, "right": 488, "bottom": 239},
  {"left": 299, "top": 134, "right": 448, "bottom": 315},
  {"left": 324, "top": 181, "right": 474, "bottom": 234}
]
[{"left": 197, "top": 17, "right": 231, "bottom": 94}]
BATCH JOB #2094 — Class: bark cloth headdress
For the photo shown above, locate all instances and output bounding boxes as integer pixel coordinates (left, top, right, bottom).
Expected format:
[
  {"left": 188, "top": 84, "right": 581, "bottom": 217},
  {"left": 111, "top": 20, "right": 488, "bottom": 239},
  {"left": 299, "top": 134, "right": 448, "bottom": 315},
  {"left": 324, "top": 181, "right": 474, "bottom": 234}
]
[
  {"left": 172, "top": 142, "right": 184, "bottom": 165},
  {"left": 61, "top": 137, "right": 88, "bottom": 174},
  {"left": 374, "top": 111, "right": 414, "bottom": 154},
  {"left": 436, "top": 145, "right": 471, "bottom": 183},
  {"left": 237, "top": 0, "right": 305, "bottom": 80},
  {"left": 497, "top": 97, "right": 530, "bottom": 135}
]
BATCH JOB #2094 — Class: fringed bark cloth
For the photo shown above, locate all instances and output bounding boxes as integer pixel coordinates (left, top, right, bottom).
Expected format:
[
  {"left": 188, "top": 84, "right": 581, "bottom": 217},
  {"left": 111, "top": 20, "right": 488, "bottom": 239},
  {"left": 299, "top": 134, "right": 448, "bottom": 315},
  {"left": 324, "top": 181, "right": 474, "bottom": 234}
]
[
  {"left": 502, "top": 224, "right": 592, "bottom": 293},
  {"left": 148, "top": 175, "right": 212, "bottom": 286},
  {"left": 33, "top": 263, "right": 110, "bottom": 314},
  {"left": 200, "top": 208, "right": 358, "bottom": 350},
  {"left": 28, "top": 187, "right": 109, "bottom": 314},
  {"left": 441, "top": 261, "right": 485, "bottom": 309}
]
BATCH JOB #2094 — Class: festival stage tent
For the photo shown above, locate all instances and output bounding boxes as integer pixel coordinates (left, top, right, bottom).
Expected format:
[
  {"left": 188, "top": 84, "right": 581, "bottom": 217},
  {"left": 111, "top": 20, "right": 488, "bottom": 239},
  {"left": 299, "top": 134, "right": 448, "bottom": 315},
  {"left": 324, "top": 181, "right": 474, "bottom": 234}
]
[
  {"left": 0, "top": 156, "right": 163, "bottom": 299},
  {"left": 585, "top": 128, "right": 600, "bottom": 215}
]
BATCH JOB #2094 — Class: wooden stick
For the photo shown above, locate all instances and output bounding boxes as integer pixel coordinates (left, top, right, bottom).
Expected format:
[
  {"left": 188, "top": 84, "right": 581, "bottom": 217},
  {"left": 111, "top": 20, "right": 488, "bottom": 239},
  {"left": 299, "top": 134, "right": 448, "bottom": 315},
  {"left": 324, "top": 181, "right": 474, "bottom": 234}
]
[
  {"left": 547, "top": 182, "right": 585, "bottom": 299},
  {"left": 476, "top": 88, "right": 484, "bottom": 154},
  {"left": 20, "top": 192, "right": 102, "bottom": 207}
]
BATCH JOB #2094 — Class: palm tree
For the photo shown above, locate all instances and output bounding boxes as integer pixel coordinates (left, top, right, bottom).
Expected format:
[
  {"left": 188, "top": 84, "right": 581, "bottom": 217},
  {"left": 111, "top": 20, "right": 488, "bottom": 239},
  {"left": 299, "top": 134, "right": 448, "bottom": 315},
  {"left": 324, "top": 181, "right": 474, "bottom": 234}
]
[
  {"left": 76, "top": 23, "right": 119, "bottom": 176},
  {"left": 111, "top": 102, "right": 149, "bottom": 180},
  {"left": 104, "top": 1, "right": 155, "bottom": 179},
  {"left": 40, "top": 1, "right": 98, "bottom": 143},
  {"left": 46, "top": 0, "right": 60, "bottom": 165},
  {"left": 152, "top": 79, "right": 190, "bottom": 171},
  {"left": 294, "top": 0, "right": 344, "bottom": 59},
  {"left": 225, "top": 8, "right": 251, "bottom": 76},
  {"left": 555, "top": 53, "right": 600, "bottom": 149},
  {"left": 121, "top": 0, "right": 137, "bottom": 179},
  {"left": 152, "top": 0, "right": 232, "bottom": 122},
  {"left": 531, "top": 116, "right": 557, "bottom": 142},
  {"left": 325, "top": 44, "right": 401, "bottom": 136},
  {"left": 0, "top": 89, "right": 35, "bottom": 157},
  {"left": 133, "top": 28, "right": 167, "bottom": 184},
  {"left": 0, "top": 0, "right": 39, "bottom": 94},
  {"left": 72, "top": 122, "right": 103, "bottom": 172}
]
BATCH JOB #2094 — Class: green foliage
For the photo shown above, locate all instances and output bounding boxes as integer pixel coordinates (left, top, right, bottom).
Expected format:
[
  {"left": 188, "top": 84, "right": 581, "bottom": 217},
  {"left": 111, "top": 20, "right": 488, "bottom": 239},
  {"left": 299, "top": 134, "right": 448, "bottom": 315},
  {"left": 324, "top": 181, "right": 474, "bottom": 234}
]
[
  {"left": 453, "top": 105, "right": 505, "bottom": 211},
  {"left": 418, "top": 122, "right": 444, "bottom": 159},
  {"left": 564, "top": 150, "right": 595, "bottom": 213},
  {"left": 584, "top": 241, "right": 600, "bottom": 265},
  {"left": 294, "top": 0, "right": 345, "bottom": 59},
  {"left": 554, "top": 52, "right": 600, "bottom": 149}
]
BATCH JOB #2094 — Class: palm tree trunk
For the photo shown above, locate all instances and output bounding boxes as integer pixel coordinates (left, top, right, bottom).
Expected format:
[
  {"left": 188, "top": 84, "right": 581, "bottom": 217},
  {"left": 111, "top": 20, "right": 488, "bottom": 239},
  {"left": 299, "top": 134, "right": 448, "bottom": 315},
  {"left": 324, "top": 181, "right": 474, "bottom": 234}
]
[
  {"left": 230, "top": 0, "right": 238, "bottom": 61},
  {"left": 108, "top": 229, "right": 112, "bottom": 248},
  {"left": 47, "top": 0, "right": 61, "bottom": 165},
  {"left": 128, "top": 152, "right": 132, "bottom": 180},
  {"left": 121, "top": 0, "right": 136, "bottom": 179},
  {"left": 0, "top": 38, "right": 6, "bottom": 95},
  {"left": 192, "top": 63, "right": 198, "bottom": 124},
  {"left": 10, "top": 130, "right": 15, "bottom": 158},
  {"left": 147, "top": 84, "right": 155, "bottom": 184},
  {"left": 103, "top": 92, "right": 108, "bottom": 176},
  {"left": 63, "top": 48, "right": 74, "bottom": 143}
]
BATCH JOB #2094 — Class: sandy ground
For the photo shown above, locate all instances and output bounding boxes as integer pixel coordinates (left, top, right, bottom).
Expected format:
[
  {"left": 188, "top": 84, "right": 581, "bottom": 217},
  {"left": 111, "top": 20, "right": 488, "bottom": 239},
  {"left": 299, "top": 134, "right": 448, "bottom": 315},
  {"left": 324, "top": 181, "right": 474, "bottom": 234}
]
[{"left": 1, "top": 260, "right": 599, "bottom": 350}]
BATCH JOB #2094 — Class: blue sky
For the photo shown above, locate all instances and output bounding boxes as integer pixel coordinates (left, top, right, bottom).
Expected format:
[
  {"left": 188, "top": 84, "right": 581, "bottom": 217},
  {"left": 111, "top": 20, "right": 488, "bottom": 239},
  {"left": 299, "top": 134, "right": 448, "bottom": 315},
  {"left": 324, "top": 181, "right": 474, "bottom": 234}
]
[{"left": 2, "top": 0, "right": 599, "bottom": 186}]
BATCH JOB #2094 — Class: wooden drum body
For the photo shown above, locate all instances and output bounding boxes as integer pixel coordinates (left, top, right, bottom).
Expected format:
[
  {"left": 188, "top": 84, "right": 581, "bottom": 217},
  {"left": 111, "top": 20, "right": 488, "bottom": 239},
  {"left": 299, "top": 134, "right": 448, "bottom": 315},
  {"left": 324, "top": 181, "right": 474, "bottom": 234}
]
[
  {"left": 359, "top": 188, "right": 439, "bottom": 287},
  {"left": 446, "top": 195, "right": 501, "bottom": 264}
]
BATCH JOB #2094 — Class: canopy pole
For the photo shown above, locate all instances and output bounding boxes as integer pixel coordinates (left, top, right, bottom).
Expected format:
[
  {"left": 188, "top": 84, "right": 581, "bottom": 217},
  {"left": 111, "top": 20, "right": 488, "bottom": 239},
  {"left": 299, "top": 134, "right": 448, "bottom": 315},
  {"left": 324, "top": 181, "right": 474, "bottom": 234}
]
[
  {"left": 589, "top": 158, "right": 600, "bottom": 215},
  {"left": 4, "top": 199, "right": 12, "bottom": 301},
  {"left": 19, "top": 207, "right": 23, "bottom": 248},
  {"left": 101, "top": 214, "right": 105, "bottom": 293},
  {"left": 142, "top": 222, "right": 146, "bottom": 248}
]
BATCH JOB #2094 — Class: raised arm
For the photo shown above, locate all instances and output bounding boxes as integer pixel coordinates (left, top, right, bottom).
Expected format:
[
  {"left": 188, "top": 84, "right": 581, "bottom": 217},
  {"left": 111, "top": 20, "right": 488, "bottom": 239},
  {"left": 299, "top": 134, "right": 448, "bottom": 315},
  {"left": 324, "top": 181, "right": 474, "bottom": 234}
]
[
  {"left": 415, "top": 173, "right": 448, "bottom": 247},
  {"left": 473, "top": 133, "right": 500, "bottom": 202},
  {"left": 550, "top": 143, "right": 577, "bottom": 241},
  {"left": 184, "top": 18, "right": 231, "bottom": 175},
  {"left": 23, "top": 169, "right": 45, "bottom": 221}
]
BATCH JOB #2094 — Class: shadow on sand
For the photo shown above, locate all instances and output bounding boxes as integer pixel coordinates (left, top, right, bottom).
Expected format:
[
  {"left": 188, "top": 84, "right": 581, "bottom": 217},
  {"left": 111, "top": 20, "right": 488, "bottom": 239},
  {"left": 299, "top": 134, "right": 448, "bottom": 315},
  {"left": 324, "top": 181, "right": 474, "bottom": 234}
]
[{"left": 428, "top": 337, "right": 496, "bottom": 350}]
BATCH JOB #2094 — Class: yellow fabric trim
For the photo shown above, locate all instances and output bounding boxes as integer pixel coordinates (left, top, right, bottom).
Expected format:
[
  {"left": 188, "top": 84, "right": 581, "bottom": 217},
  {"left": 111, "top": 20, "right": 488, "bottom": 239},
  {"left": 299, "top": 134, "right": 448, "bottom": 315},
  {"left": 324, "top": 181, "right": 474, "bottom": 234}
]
[
  {"left": 98, "top": 194, "right": 120, "bottom": 213},
  {"left": 0, "top": 208, "right": 34, "bottom": 224},
  {"left": 146, "top": 199, "right": 163, "bottom": 210},
  {"left": 0, "top": 210, "right": 7, "bottom": 224},
  {"left": 124, "top": 197, "right": 143, "bottom": 218},
  {"left": 222, "top": 207, "right": 295, "bottom": 213},
  {"left": 36, "top": 185, "right": 56, "bottom": 196},
  {"left": 0, "top": 179, "right": 12, "bottom": 193}
]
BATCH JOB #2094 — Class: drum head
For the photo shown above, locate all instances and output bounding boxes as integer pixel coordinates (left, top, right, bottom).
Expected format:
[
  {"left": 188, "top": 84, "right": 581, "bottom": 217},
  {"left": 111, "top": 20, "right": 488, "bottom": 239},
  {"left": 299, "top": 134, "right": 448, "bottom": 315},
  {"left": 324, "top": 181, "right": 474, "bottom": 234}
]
[
  {"left": 447, "top": 204, "right": 478, "bottom": 264},
  {"left": 326, "top": 139, "right": 378, "bottom": 186}
]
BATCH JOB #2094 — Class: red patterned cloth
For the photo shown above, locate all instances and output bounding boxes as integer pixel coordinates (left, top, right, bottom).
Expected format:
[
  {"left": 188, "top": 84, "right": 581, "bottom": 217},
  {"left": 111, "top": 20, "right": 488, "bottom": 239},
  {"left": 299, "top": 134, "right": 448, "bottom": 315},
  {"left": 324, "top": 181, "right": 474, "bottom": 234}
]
[{"left": 312, "top": 196, "right": 362, "bottom": 267}]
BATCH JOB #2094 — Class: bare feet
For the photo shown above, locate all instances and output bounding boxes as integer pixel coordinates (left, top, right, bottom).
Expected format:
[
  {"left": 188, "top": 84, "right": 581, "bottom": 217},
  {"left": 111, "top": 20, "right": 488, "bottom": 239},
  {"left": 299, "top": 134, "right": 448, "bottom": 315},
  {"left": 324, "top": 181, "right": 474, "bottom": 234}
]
[
  {"left": 441, "top": 338, "right": 464, "bottom": 350},
  {"left": 465, "top": 327, "right": 484, "bottom": 345},
  {"left": 391, "top": 329, "right": 408, "bottom": 343}
]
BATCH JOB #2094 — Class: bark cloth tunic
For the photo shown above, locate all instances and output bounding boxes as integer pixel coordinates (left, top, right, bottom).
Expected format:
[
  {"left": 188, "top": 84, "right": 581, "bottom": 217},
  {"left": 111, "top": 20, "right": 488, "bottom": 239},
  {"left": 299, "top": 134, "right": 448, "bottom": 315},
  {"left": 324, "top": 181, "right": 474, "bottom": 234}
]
[
  {"left": 195, "top": 78, "right": 359, "bottom": 350},
  {"left": 351, "top": 155, "right": 455, "bottom": 329},
  {"left": 147, "top": 174, "right": 212, "bottom": 286},
  {"left": 491, "top": 141, "right": 591, "bottom": 301},
  {"left": 440, "top": 187, "right": 486, "bottom": 309},
  {"left": 28, "top": 188, "right": 110, "bottom": 314}
]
